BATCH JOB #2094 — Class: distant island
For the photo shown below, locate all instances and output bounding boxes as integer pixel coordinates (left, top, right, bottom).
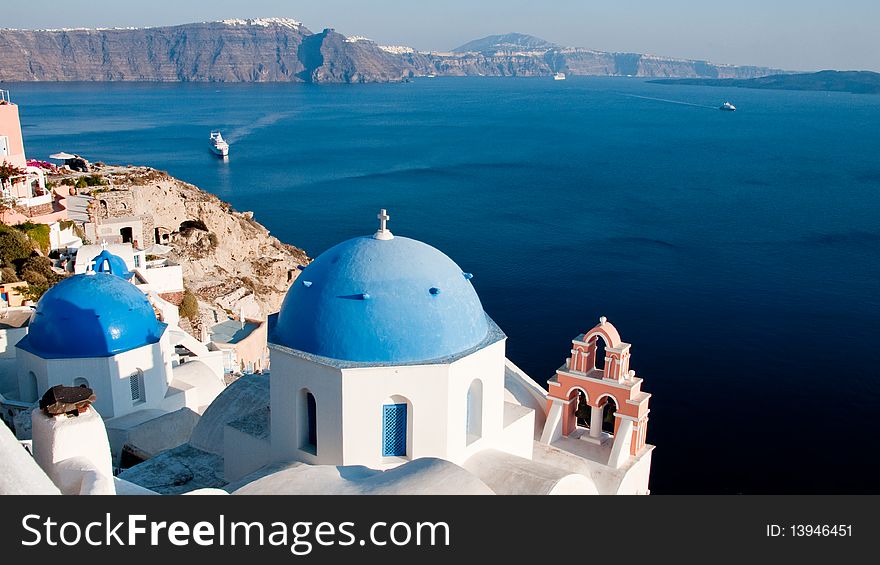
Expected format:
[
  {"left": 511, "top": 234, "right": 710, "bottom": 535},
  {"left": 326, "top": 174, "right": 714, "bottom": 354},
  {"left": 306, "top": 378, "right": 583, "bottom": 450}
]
[
  {"left": 650, "top": 70, "right": 880, "bottom": 95},
  {"left": 0, "top": 20, "right": 782, "bottom": 83}
]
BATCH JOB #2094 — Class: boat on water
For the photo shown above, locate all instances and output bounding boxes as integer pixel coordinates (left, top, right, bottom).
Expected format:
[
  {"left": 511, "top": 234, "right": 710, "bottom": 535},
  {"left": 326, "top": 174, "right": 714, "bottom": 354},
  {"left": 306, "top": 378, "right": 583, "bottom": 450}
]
[
  {"left": 210, "top": 131, "right": 229, "bottom": 157},
  {"left": 719, "top": 101, "right": 736, "bottom": 111},
  {"left": 554, "top": 72, "right": 567, "bottom": 81}
]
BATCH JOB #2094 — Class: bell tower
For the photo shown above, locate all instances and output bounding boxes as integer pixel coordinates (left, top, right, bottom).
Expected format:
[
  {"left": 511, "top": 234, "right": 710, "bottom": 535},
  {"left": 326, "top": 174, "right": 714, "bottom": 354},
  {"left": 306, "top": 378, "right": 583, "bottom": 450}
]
[{"left": 541, "top": 317, "right": 651, "bottom": 468}]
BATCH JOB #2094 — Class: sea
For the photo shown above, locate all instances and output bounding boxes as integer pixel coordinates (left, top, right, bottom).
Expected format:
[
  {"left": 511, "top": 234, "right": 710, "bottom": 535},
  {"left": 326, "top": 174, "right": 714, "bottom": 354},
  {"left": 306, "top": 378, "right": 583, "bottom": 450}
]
[{"left": 8, "top": 77, "right": 880, "bottom": 493}]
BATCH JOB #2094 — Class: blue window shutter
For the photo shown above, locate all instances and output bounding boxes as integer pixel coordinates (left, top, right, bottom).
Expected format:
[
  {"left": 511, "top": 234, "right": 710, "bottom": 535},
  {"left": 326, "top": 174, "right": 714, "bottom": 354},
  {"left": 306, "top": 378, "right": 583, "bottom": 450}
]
[{"left": 382, "top": 404, "right": 407, "bottom": 457}]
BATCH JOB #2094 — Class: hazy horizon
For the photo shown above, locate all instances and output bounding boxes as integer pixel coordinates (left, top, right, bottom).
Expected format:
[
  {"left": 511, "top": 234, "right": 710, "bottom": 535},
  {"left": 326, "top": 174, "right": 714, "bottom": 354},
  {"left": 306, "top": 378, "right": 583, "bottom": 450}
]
[{"left": 3, "top": 1, "right": 879, "bottom": 72}]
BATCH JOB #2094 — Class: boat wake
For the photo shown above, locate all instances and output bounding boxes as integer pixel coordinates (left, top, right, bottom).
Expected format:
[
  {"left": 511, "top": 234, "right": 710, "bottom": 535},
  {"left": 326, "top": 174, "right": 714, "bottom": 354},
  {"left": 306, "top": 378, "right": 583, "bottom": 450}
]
[
  {"left": 618, "top": 93, "right": 717, "bottom": 110},
  {"left": 225, "top": 112, "right": 293, "bottom": 143}
]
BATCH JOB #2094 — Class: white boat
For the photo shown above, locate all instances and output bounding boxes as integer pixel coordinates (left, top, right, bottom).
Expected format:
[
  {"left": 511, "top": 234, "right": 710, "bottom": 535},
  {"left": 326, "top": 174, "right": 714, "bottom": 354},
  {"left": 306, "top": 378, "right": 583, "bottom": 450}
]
[
  {"left": 719, "top": 101, "right": 736, "bottom": 111},
  {"left": 554, "top": 72, "right": 567, "bottom": 81},
  {"left": 210, "top": 131, "right": 229, "bottom": 156}
]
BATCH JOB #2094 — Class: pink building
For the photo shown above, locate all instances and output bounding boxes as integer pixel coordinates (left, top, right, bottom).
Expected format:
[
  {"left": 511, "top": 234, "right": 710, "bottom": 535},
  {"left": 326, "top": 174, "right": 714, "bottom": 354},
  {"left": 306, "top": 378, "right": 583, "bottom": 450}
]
[{"left": 0, "top": 90, "right": 60, "bottom": 223}]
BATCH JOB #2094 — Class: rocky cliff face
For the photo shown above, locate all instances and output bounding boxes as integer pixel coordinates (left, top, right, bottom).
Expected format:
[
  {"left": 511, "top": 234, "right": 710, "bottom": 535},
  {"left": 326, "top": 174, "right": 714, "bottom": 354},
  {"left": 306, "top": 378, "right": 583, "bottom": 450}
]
[
  {"left": 0, "top": 22, "right": 781, "bottom": 82},
  {"left": 0, "top": 19, "right": 314, "bottom": 82},
  {"left": 91, "top": 166, "right": 309, "bottom": 322}
]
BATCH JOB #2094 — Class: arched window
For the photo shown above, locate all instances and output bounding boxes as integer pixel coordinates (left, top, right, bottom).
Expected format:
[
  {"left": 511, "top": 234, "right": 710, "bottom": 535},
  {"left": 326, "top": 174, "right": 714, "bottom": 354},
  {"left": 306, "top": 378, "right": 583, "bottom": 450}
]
[
  {"left": 601, "top": 397, "right": 618, "bottom": 435},
  {"left": 574, "top": 390, "right": 590, "bottom": 428},
  {"left": 24, "top": 371, "right": 38, "bottom": 403},
  {"left": 298, "top": 389, "right": 317, "bottom": 454},
  {"left": 382, "top": 399, "right": 409, "bottom": 458},
  {"left": 466, "top": 379, "right": 483, "bottom": 444},
  {"left": 73, "top": 377, "right": 89, "bottom": 389},
  {"left": 592, "top": 334, "right": 607, "bottom": 371}
]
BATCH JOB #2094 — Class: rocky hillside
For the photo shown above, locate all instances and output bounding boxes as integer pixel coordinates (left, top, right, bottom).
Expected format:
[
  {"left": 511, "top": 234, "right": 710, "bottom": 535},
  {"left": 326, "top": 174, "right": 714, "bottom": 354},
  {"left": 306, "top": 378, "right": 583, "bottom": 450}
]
[
  {"left": 0, "top": 20, "right": 782, "bottom": 82},
  {"left": 88, "top": 166, "right": 309, "bottom": 323}
]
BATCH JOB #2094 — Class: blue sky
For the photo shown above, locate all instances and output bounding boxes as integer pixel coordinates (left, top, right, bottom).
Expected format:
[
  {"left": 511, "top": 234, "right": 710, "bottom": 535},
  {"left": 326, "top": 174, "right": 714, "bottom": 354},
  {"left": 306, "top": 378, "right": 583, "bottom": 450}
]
[{"left": 4, "top": 1, "right": 879, "bottom": 71}]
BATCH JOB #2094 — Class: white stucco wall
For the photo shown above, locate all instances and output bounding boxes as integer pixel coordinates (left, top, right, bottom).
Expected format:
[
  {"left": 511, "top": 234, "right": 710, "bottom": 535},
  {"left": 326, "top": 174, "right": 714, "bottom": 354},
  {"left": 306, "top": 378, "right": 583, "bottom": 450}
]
[
  {"left": 268, "top": 338, "right": 536, "bottom": 471},
  {"left": 135, "top": 265, "right": 184, "bottom": 294},
  {"left": 0, "top": 327, "right": 27, "bottom": 359},
  {"left": 31, "top": 407, "right": 114, "bottom": 495},
  {"left": 16, "top": 334, "right": 173, "bottom": 419},
  {"left": 269, "top": 348, "right": 344, "bottom": 466},
  {"left": 49, "top": 223, "right": 82, "bottom": 252},
  {"left": 341, "top": 361, "right": 450, "bottom": 469},
  {"left": 444, "top": 340, "right": 507, "bottom": 464}
]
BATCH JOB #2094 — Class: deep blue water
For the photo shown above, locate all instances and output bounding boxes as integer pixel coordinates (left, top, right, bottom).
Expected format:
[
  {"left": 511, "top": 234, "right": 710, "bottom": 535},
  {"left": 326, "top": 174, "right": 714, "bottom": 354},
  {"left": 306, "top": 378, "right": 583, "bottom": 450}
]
[{"left": 8, "top": 78, "right": 880, "bottom": 493}]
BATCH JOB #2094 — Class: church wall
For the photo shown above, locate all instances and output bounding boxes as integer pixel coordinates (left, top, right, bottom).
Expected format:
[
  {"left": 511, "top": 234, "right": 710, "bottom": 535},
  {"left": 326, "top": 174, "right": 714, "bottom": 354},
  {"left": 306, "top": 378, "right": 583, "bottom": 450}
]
[
  {"left": 16, "top": 335, "right": 173, "bottom": 421},
  {"left": 104, "top": 336, "right": 173, "bottom": 420},
  {"left": 445, "top": 340, "right": 508, "bottom": 465},
  {"left": 341, "top": 363, "right": 450, "bottom": 469},
  {"left": 16, "top": 350, "right": 115, "bottom": 416},
  {"left": 15, "top": 348, "right": 43, "bottom": 403},
  {"left": 269, "top": 348, "right": 344, "bottom": 466}
]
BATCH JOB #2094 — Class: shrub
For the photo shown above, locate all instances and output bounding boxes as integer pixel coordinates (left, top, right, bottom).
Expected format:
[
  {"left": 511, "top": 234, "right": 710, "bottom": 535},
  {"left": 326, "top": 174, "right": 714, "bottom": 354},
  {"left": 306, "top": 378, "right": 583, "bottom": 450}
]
[
  {"left": 0, "top": 226, "right": 34, "bottom": 266},
  {"left": 16, "top": 283, "right": 49, "bottom": 302},
  {"left": 14, "top": 222, "right": 51, "bottom": 254},
  {"left": 179, "top": 290, "right": 200, "bottom": 321},
  {"left": 82, "top": 174, "right": 106, "bottom": 187},
  {"left": 0, "top": 266, "right": 19, "bottom": 283},
  {"left": 20, "top": 269, "right": 48, "bottom": 286},
  {"left": 19, "top": 255, "right": 55, "bottom": 279}
]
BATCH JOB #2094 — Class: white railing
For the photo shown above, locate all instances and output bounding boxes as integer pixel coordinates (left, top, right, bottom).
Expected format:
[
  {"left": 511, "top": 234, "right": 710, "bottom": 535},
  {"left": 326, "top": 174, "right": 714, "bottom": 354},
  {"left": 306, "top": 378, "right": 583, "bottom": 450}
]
[{"left": 18, "top": 193, "right": 53, "bottom": 208}]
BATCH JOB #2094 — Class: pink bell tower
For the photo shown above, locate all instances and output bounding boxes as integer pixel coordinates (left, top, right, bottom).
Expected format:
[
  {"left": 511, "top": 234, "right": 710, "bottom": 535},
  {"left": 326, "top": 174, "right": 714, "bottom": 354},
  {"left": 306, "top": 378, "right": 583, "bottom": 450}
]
[{"left": 542, "top": 317, "right": 651, "bottom": 465}]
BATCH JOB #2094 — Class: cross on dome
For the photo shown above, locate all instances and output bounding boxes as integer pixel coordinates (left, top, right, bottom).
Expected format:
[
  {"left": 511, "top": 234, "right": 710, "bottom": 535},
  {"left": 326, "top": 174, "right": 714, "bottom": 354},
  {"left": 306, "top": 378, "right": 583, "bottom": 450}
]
[{"left": 374, "top": 208, "right": 394, "bottom": 240}]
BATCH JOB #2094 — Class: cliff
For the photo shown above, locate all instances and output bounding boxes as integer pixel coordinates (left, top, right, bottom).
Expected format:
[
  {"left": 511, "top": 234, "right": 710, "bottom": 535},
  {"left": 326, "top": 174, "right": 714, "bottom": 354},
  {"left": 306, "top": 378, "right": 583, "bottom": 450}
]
[
  {"left": 0, "top": 21, "right": 782, "bottom": 82},
  {"left": 83, "top": 165, "right": 309, "bottom": 326}
]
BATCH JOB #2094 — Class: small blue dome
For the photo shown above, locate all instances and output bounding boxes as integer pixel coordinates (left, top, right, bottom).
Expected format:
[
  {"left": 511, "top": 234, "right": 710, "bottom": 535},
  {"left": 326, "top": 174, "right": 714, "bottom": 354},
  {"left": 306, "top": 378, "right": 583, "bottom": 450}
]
[
  {"left": 272, "top": 235, "right": 490, "bottom": 363},
  {"left": 17, "top": 273, "right": 163, "bottom": 359},
  {"left": 91, "top": 249, "right": 132, "bottom": 279}
]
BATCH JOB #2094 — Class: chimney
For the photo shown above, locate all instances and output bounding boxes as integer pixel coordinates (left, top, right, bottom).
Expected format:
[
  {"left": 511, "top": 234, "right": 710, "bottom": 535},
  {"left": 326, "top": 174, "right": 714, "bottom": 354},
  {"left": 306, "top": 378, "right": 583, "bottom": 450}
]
[{"left": 31, "top": 385, "right": 115, "bottom": 495}]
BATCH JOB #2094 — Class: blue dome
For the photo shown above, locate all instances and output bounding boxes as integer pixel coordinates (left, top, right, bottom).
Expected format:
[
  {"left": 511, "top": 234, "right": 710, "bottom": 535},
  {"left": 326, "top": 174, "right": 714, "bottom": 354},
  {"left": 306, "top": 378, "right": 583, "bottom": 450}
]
[
  {"left": 17, "top": 273, "right": 164, "bottom": 359},
  {"left": 91, "top": 249, "right": 132, "bottom": 279},
  {"left": 272, "top": 235, "right": 490, "bottom": 364}
]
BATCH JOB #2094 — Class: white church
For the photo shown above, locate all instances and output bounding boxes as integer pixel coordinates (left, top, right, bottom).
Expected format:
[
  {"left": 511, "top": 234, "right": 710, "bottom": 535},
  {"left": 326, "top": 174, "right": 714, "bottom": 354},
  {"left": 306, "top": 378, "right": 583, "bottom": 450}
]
[
  {"left": 0, "top": 211, "right": 653, "bottom": 496},
  {"left": 1, "top": 247, "right": 226, "bottom": 469}
]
